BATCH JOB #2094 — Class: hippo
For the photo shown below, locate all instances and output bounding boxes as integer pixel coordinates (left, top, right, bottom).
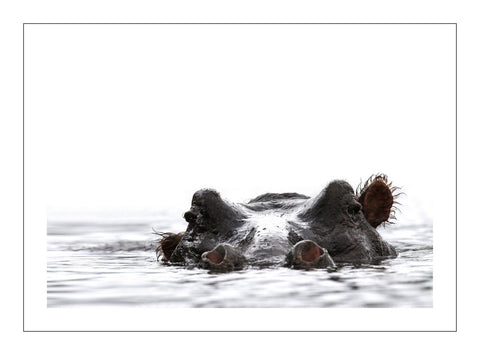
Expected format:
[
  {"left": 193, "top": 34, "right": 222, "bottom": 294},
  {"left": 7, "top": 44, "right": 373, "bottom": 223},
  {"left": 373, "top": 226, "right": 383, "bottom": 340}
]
[{"left": 156, "top": 174, "right": 400, "bottom": 271}]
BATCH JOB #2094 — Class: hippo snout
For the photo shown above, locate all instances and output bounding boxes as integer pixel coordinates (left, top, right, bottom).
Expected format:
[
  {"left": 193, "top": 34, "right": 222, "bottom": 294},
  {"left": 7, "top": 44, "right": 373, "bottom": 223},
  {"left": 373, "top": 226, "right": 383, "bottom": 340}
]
[
  {"left": 200, "top": 244, "right": 246, "bottom": 271},
  {"left": 286, "top": 240, "right": 335, "bottom": 269}
]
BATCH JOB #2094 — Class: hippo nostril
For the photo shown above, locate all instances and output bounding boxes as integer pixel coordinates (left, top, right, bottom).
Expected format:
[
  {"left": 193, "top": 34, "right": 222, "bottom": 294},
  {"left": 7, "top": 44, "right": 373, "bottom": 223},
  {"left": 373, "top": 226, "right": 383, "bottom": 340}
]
[
  {"left": 287, "top": 240, "right": 335, "bottom": 269},
  {"left": 201, "top": 244, "right": 245, "bottom": 270},
  {"left": 300, "top": 241, "right": 323, "bottom": 262},
  {"left": 204, "top": 246, "right": 226, "bottom": 265}
]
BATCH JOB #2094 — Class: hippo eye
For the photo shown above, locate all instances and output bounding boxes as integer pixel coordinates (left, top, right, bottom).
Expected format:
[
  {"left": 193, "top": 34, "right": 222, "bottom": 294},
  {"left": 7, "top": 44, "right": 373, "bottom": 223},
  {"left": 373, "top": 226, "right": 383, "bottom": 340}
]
[
  {"left": 347, "top": 203, "right": 361, "bottom": 215},
  {"left": 184, "top": 211, "right": 197, "bottom": 223}
]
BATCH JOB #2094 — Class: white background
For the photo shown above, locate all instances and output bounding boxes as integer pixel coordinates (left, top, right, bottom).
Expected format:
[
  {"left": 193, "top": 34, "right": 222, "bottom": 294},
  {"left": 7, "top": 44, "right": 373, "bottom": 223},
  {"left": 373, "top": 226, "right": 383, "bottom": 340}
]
[
  {"left": 25, "top": 23, "right": 454, "bottom": 329},
  {"left": 2, "top": 0, "right": 478, "bottom": 353},
  {"left": 28, "top": 24, "right": 450, "bottom": 223}
]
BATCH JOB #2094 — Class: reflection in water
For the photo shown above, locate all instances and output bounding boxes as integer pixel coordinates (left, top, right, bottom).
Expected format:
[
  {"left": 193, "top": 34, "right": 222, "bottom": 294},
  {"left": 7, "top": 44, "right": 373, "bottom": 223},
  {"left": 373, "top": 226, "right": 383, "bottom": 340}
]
[{"left": 47, "top": 215, "right": 432, "bottom": 307}]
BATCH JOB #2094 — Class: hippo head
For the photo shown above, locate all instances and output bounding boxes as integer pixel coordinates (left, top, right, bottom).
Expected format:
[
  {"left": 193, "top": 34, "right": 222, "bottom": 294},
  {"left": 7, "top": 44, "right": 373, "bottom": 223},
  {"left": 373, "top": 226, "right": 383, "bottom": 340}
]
[{"left": 156, "top": 175, "right": 399, "bottom": 271}]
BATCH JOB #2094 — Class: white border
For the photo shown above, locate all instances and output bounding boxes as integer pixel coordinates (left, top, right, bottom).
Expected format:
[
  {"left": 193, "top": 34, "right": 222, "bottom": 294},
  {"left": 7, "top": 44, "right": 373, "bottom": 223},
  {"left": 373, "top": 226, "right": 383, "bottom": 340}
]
[{"left": 24, "top": 23, "right": 456, "bottom": 332}]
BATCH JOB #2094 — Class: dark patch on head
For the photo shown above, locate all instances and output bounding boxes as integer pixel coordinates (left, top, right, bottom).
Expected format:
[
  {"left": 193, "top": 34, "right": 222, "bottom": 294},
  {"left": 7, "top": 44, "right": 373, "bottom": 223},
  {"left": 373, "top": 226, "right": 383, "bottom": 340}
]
[
  {"left": 248, "top": 192, "right": 310, "bottom": 204},
  {"left": 287, "top": 230, "right": 303, "bottom": 245}
]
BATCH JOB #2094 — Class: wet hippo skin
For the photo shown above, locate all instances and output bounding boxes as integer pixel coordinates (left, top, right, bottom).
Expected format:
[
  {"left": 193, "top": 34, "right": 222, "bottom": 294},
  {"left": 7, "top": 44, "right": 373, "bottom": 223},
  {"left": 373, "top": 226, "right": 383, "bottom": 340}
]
[{"left": 156, "top": 174, "right": 400, "bottom": 271}]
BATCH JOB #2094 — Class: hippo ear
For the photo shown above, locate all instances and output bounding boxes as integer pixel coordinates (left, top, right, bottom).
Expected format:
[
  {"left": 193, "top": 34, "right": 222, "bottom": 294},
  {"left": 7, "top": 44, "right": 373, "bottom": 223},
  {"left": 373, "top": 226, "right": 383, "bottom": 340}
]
[
  {"left": 356, "top": 174, "right": 401, "bottom": 228},
  {"left": 156, "top": 232, "right": 184, "bottom": 260}
]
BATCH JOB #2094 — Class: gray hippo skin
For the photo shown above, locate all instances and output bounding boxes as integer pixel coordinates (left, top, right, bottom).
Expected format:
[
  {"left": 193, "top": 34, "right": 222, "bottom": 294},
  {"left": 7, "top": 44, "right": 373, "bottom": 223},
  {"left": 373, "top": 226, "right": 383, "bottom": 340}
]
[{"left": 156, "top": 175, "right": 399, "bottom": 271}]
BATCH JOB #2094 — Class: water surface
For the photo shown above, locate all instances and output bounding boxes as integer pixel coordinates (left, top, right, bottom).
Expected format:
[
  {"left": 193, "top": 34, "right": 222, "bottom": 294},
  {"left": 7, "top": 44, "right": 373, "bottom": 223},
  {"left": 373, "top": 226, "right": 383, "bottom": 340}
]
[{"left": 47, "top": 214, "right": 432, "bottom": 307}]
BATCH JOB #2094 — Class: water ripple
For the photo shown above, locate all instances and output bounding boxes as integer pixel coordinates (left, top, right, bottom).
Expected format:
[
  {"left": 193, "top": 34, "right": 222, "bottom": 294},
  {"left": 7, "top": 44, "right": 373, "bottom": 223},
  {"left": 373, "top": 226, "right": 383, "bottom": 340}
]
[{"left": 47, "top": 219, "right": 432, "bottom": 307}]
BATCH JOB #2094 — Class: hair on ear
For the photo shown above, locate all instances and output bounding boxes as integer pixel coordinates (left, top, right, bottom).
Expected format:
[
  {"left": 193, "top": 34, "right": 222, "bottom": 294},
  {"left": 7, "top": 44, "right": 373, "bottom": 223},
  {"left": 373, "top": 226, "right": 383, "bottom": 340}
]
[
  {"left": 153, "top": 231, "right": 184, "bottom": 261},
  {"left": 356, "top": 174, "right": 403, "bottom": 228}
]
